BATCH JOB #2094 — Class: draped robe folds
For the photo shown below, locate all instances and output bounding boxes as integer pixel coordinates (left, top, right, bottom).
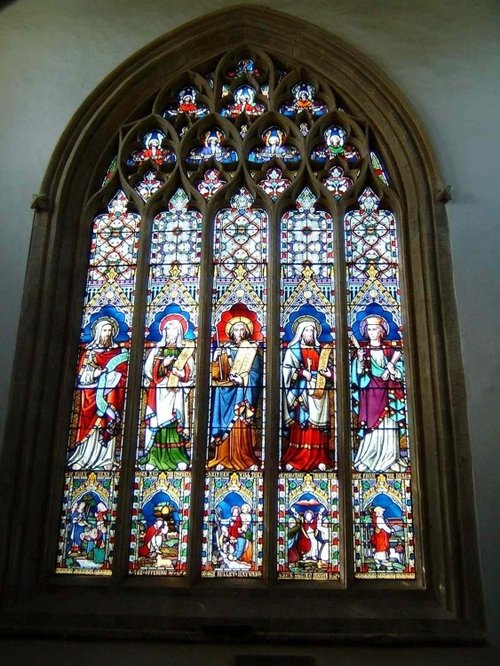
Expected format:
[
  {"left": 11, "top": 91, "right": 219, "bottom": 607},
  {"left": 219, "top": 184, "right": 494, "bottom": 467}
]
[
  {"left": 67, "top": 507, "right": 87, "bottom": 553},
  {"left": 288, "top": 511, "right": 328, "bottom": 564},
  {"left": 140, "top": 344, "right": 194, "bottom": 470},
  {"left": 370, "top": 512, "right": 391, "bottom": 560},
  {"left": 296, "top": 516, "right": 319, "bottom": 559},
  {"left": 209, "top": 341, "right": 261, "bottom": 470},
  {"left": 352, "top": 346, "right": 406, "bottom": 472},
  {"left": 138, "top": 522, "right": 164, "bottom": 558},
  {"left": 282, "top": 343, "right": 333, "bottom": 471},
  {"left": 68, "top": 345, "right": 127, "bottom": 470}
]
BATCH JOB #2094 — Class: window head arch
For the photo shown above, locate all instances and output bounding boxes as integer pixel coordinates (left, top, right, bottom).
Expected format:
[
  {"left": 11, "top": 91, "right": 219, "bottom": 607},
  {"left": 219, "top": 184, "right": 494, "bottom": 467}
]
[{"left": 1, "top": 6, "right": 484, "bottom": 645}]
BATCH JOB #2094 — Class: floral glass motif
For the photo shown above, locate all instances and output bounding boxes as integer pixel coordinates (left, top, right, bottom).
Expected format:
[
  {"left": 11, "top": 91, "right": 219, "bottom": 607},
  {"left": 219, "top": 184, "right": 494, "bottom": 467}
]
[
  {"left": 311, "top": 125, "right": 360, "bottom": 166},
  {"left": 186, "top": 128, "right": 238, "bottom": 167},
  {"left": 163, "top": 85, "right": 209, "bottom": 120},
  {"left": 279, "top": 82, "right": 328, "bottom": 118},
  {"left": 257, "top": 167, "right": 291, "bottom": 200},
  {"left": 134, "top": 170, "right": 163, "bottom": 201},
  {"left": 248, "top": 126, "right": 300, "bottom": 168},
  {"left": 127, "top": 130, "right": 176, "bottom": 168},
  {"left": 195, "top": 168, "right": 228, "bottom": 199},
  {"left": 321, "top": 166, "right": 354, "bottom": 200},
  {"left": 59, "top": 48, "right": 416, "bottom": 583},
  {"left": 220, "top": 84, "right": 266, "bottom": 118},
  {"left": 345, "top": 188, "right": 398, "bottom": 265},
  {"left": 88, "top": 191, "right": 140, "bottom": 267}
]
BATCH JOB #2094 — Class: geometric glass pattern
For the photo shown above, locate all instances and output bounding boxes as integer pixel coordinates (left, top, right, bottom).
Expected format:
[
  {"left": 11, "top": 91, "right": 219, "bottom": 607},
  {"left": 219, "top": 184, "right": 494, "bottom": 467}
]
[
  {"left": 203, "top": 188, "right": 267, "bottom": 577},
  {"left": 56, "top": 191, "right": 140, "bottom": 573},
  {"left": 56, "top": 48, "right": 416, "bottom": 583},
  {"left": 132, "top": 188, "right": 201, "bottom": 575}
]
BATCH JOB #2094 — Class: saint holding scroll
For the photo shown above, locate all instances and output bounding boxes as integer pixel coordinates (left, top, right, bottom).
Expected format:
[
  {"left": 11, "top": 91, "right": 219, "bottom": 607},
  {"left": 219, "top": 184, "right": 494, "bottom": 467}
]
[{"left": 282, "top": 317, "right": 335, "bottom": 471}]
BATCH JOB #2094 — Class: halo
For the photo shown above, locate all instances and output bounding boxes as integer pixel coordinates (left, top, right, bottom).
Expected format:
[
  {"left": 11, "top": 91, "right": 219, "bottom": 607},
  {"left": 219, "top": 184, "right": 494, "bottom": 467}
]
[
  {"left": 360, "top": 314, "right": 389, "bottom": 338},
  {"left": 224, "top": 315, "right": 253, "bottom": 338},
  {"left": 325, "top": 126, "right": 346, "bottom": 141},
  {"left": 234, "top": 83, "right": 255, "bottom": 98},
  {"left": 262, "top": 126, "right": 285, "bottom": 144},
  {"left": 292, "top": 82, "right": 315, "bottom": 98},
  {"left": 291, "top": 315, "right": 321, "bottom": 336},
  {"left": 203, "top": 128, "right": 225, "bottom": 142},
  {"left": 143, "top": 129, "right": 164, "bottom": 145},
  {"left": 91, "top": 317, "right": 119, "bottom": 339},
  {"left": 159, "top": 313, "right": 188, "bottom": 335},
  {"left": 178, "top": 85, "right": 197, "bottom": 100}
]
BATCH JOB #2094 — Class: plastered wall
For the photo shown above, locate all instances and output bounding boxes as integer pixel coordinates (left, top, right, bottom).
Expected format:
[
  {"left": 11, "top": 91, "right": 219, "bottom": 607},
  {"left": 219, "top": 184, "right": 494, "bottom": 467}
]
[{"left": 1, "top": 1, "right": 499, "bottom": 663}]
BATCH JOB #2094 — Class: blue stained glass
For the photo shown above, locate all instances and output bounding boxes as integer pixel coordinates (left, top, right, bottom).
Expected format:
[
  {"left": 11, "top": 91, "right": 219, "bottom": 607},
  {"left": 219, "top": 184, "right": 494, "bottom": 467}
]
[
  {"left": 163, "top": 85, "right": 209, "bottom": 120},
  {"left": 248, "top": 126, "right": 300, "bottom": 168},
  {"left": 311, "top": 125, "right": 360, "bottom": 166},
  {"left": 227, "top": 58, "right": 261, "bottom": 79},
  {"left": 195, "top": 168, "right": 227, "bottom": 199},
  {"left": 279, "top": 82, "right": 328, "bottom": 118},
  {"left": 220, "top": 84, "right": 266, "bottom": 118},
  {"left": 186, "top": 128, "right": 238, "bottom": 167},
  {"left": 257, "top": 167, "right": 291, "bottom": 200},
  {"left": 128, "top": 131, "right": 176, "bottom": 168}
]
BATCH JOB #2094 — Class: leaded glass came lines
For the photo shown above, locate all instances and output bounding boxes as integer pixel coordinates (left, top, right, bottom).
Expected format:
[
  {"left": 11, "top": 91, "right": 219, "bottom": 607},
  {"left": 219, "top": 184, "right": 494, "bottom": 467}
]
[{"left": 55, "top": 48, "right": 416, "bottom": 582}]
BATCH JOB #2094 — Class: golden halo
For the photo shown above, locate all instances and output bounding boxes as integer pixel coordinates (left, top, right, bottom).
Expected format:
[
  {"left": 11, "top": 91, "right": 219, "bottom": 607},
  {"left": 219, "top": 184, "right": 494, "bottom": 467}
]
[
  {"left": 224, "top": 315, "right": 253, "bottom": 338},
  {"left": 91, "top": 316, "right": 119, "bottom": 339},
  {"left": 291, "top": 315, "right": 321, "bottom": 336},
  {"left": 159, "top": 313, "right": 188, "bottom": 334}
]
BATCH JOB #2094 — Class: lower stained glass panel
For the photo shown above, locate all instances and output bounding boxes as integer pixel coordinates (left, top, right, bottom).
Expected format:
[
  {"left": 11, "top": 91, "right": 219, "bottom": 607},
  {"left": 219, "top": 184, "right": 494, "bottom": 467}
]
[
  {"left": 202, "top": 472, "right": 263, "bottom": 577},
  {"left": 129, "top": 471, "right": 191, "bottom": 575},
  {"left": 56, "top": 472, "right": 119, "bottom": 574},
  {"left": 353, "top": 473, "right": 415, "bottom": 579},
  {"left": 277, "top": 473, "right": 340, "bottom": 580}
]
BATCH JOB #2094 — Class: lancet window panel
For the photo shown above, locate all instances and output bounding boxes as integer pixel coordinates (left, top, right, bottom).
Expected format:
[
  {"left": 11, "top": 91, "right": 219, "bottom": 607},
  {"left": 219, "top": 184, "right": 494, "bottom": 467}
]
[{"left": 53, "top": 48, "right": 417, "bottom": 584}]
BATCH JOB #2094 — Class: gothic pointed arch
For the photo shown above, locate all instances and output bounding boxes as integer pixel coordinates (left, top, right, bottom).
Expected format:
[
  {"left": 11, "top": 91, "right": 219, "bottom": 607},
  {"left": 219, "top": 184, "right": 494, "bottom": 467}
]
[{"left": 0, "top": 5, "right": 483, "bottom": 644}]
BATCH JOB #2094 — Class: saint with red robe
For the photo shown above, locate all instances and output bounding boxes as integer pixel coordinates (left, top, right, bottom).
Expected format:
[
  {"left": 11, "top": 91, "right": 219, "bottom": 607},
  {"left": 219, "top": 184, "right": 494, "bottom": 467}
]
[
  {"left": 282, "top": 318, "right": 334, "bottom": 471},
  {"left": 67, "top": 318, "right": 128, "bottom": 470}
]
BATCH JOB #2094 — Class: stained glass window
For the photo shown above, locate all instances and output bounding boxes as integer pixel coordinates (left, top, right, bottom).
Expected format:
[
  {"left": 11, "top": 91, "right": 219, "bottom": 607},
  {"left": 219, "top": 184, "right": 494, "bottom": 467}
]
[{"left": 55, "top": 49, "right": 417, "bottom": 583}]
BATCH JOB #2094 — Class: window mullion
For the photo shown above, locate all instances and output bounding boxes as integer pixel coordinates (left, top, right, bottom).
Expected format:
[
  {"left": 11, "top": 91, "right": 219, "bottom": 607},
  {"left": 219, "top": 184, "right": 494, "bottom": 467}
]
[
  {"left": 334, "top": 195, "right": 354, "bottom": 588},
  {"left": 186, "top": 193, "right": 214, "bottom": 584},
  {"left": 112, "top": 193, "right": 153, "bottom": 582},
  {"left": 263, "top": 197, "right": 281, "bottom": 585}
]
